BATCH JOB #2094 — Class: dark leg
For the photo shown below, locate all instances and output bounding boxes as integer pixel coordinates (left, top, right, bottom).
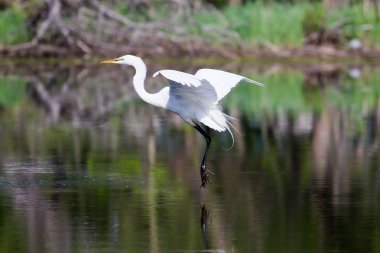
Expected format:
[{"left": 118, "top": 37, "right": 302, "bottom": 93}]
[{"left": 194, "top": 124, "right": 214, "bottom": 187}]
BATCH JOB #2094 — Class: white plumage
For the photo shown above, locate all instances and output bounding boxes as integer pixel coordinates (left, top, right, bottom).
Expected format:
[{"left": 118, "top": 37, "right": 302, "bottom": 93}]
[
  {"left": 195, "top": 68, "right": 264, "bottom": 101},
  {"left": 100, "top": 54, "right": 263, "bottom": 187},
  {"left": 153, "top": 70, "right": 203, "bottom": 87}
]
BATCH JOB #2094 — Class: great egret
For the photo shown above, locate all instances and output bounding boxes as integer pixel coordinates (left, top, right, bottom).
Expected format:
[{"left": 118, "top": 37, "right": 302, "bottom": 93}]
[{"left": 100, "top": 55, "right": 263, "bottom": 187}]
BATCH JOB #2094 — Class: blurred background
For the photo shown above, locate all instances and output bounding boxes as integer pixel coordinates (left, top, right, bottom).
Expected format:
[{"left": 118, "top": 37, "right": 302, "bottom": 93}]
[{"left": 1, "top": 0, "right": 380, "bottom": 253}]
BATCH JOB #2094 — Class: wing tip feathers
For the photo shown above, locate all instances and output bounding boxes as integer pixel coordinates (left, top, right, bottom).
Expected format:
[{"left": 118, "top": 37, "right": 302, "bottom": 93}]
[{"left": 246, "top": 78, "right": 265, "bottom": 87}]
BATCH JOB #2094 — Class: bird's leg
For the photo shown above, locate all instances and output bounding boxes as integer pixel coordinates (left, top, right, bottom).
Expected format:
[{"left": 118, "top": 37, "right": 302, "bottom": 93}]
[{"left": 194, "top": 124, "right": 214, "bottom": 188}]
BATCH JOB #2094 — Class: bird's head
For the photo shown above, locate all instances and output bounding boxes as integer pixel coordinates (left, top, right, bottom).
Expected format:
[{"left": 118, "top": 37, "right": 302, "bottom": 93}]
[{"left": 99, "top": 55, "right": 141, "bottom": 65}]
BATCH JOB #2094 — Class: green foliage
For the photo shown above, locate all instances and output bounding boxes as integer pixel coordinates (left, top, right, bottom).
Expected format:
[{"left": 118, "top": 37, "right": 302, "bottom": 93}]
[
  {"left": 223, "top": 2, "right": 307, "bottom": 45},
  {"left": 192, "top": 2, "right": 311, "bottom": 46},
  {"left": 326, "top": 4, "right": 380, "bottom": 45},
  {"left": 195, "top": 2, "right": 380, "bottom": 46},
  {"left": 302, "top": 3, "right": 325, "bottom": 35},
  {"left": 0, "top": 7, "right": 29, "bottom": 45}
]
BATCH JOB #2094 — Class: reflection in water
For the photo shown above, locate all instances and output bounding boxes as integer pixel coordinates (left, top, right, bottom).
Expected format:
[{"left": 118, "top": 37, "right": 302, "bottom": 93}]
[
  {"left": 0, "top": 61, "right": 380, "bottom": 252},
  {"left": 200, "top": 204, "right": 210, "bottom": 249},
  {"left": 4, "top": 166, "right": 72, "bottom": 253}
]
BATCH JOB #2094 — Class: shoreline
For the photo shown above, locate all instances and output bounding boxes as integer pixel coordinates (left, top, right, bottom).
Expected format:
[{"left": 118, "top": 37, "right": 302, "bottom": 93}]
[{"left": 1, "top": 41, "right": 379, "bottom": 63}]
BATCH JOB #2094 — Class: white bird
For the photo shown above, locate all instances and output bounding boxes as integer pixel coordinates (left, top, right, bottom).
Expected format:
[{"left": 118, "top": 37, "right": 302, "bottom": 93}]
[{"left": 100, "top": 55, "right": 263, "bottom": 187}]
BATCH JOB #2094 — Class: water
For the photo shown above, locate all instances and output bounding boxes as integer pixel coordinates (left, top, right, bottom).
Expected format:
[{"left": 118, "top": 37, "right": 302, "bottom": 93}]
[{"left": 0, "top": 60, "right": 380, "bottom": 252}]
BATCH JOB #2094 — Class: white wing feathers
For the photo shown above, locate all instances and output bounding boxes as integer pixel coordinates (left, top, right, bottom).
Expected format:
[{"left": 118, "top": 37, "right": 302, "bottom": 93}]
[
  {"left": 153, "top": 70, "right": 202, "bottom": 87},
  {"left": 154, "top": 68, "right": 262, "bottom": 140},
  {"left": 195, "top": 69, "right": 264, "bottom": 101},
  {"left": 153, "top": 68, "right": 263, "bottom": 101}
]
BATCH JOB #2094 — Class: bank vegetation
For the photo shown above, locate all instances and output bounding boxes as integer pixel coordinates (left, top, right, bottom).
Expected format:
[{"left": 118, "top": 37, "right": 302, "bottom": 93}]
[{"left": 0, "top": 0, "right": 379, "bottom": 58}]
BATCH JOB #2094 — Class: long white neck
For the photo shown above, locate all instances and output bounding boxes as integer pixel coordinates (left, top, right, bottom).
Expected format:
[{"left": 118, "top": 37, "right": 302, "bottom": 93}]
[{"left": 130, "top": 57, "right": 167, "bottom": 108}]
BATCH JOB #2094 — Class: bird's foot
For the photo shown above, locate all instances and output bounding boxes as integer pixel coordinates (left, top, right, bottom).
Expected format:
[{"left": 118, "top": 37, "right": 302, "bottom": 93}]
[{"left": 200, "top": 165, "right": 214, "bottom": 188}]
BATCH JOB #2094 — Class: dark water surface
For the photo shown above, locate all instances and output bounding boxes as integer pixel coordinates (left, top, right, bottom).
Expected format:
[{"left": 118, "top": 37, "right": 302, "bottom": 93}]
[{"left": 1, "top": 60, "right": 380, "bottom": 252}]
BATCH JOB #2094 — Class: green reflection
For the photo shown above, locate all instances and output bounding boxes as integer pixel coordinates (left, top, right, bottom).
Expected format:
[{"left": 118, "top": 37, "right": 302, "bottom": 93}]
[
  {"left": 0, "top": 63, "right": 380, "bottom": 253},
  {"left": 0, "top": 76, "right": 26, "bottom": 108}
]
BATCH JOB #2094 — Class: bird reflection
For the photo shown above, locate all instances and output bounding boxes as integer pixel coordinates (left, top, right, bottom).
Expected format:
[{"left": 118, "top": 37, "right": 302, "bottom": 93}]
[{"left": 200, "top": 204, "right": 210, "bottom": 249}]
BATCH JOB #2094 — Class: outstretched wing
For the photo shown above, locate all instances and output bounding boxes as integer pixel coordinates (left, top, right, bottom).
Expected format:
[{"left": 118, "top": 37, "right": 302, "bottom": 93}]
[
  {"left": 195, "top": 69, "right": 264, "bottom": 101},
  {"left": 153, "top": 70, "right": 202, "bottom": 87},
  {"left": 153, "top": 69, "right": 225, "bottom": 130}
]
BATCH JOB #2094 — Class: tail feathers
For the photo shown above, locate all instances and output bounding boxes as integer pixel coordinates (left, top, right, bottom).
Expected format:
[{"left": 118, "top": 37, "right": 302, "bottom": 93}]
[
  {"left": 222, "top": 124, "right": 235, "bottom": 151},
  {"left": 200, "top": 117, "right": 225, "bottom": 132},
  {"left": 199, "top": 109, "right": 238, "bottom": 150},
  {"left": 199, "top": 108, "right": 226, "bottom": 132},
  {"left": 222, "top": 114, "right": 238, "bottom": 150}
]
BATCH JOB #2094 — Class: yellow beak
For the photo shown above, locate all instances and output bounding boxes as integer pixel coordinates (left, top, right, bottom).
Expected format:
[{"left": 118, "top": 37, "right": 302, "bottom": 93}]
[{"left": 99, "top": 58, "right": 119, "bottom": 64}]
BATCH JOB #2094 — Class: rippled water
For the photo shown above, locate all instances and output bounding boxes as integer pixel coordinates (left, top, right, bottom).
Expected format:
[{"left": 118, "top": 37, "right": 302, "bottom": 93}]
[{"left": 0, "top": 60, "right": 380, "bottom": 252}]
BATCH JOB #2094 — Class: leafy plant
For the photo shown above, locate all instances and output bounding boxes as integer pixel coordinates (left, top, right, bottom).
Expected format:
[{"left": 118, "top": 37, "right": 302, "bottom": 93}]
[
  {"left": 0, "top": 7, "right": 29, "bottom": 45},
  {"left": 302, "top": 3, "right": 325, "bottom": 35}
]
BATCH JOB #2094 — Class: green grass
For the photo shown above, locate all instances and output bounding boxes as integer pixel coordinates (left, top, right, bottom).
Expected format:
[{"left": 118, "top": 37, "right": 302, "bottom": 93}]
[
  {"left": 193, "top": 2, "right": 380, "bottom": 47},
  {"left": 0, "top": 7, "right": 29, "bottom": 45},
  {"left": 223, "top": 2, "right": 308, "bottom": 46},
  {"left": 192, "top": 2, "right": 310, "bottom": 46},
  {"left": 326, "top": 5, "right": 380, "bottom": 46}
]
